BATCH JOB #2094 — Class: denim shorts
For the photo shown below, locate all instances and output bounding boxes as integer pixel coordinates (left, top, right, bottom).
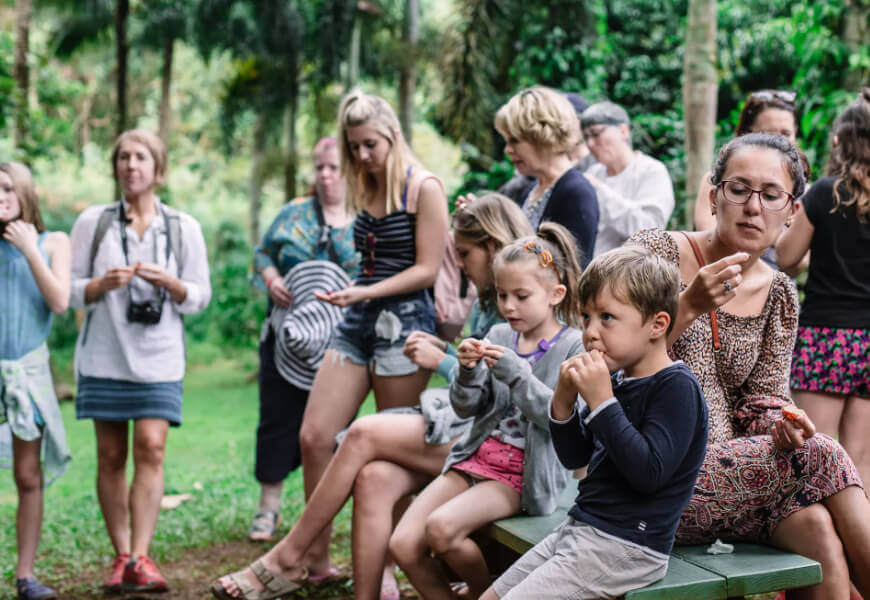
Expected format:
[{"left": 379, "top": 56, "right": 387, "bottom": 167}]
[{"left": 330, "top": 291, "right": 436, "bottom": 376}]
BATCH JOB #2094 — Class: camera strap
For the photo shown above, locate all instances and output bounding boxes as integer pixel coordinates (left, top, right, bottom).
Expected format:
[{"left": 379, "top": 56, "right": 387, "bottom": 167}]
[
  {"left": 119, "top": 200, "right": 171, "bottom": 305},
  {"left": 312, "top": 196, "right": 341, "bottom": 265}
]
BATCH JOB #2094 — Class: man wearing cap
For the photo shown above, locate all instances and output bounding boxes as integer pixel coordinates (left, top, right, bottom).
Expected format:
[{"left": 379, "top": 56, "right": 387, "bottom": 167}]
[{"left": 581, "top": 101, "right": 674, "bottom": 256}]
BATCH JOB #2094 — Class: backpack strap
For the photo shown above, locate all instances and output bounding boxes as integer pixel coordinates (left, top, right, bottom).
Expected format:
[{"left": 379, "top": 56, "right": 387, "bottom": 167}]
[
  {"left": 402, "top": 168, "right": 444, "bottom": 215},
  {"left": 162, "top": 205, "right": 184, "bottom": 278},
  {"left": 88, "top": 205, "right": 119, "bottom": 278}
]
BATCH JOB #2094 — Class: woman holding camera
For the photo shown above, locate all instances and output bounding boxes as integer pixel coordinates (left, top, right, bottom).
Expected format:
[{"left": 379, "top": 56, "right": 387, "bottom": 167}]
[{"left": 69, "top": 129, "right": 211, "bottom": 593}]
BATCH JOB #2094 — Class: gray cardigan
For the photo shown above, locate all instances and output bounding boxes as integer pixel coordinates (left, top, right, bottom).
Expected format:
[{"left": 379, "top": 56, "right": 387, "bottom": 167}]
[{"left": 446, "top": 323, "right": 585, "bottom": 515}]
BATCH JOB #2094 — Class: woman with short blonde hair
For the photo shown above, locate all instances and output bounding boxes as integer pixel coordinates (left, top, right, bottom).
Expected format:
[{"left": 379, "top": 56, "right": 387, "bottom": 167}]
[{"left": 495, "top": 86, "right": 598, "bottom": 265}]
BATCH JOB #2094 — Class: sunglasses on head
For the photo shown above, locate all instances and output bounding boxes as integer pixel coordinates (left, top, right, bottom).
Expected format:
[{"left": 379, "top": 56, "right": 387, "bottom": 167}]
[
  {"left": 363, "top": 232, "right": 376, "bottom": 276},
  {"left": 751, "top": 90, "right": 796, "bottom": 105}
]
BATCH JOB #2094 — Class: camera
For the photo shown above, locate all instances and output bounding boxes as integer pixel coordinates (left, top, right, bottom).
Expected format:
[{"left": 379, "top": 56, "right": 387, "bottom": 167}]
[{"left": 127, "top": 298, "right": 164, "bottom": 325}]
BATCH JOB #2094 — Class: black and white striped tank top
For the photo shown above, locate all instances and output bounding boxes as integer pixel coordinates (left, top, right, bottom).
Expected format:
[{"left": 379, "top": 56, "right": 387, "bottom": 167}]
[{"left": 354, "top": 168, "right": 417, "bottom": 286}]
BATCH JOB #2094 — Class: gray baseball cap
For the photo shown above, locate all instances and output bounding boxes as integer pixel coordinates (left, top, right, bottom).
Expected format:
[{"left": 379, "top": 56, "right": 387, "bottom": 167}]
[{"left": 580, "top": 101, "right": 630, "bottom": 129}]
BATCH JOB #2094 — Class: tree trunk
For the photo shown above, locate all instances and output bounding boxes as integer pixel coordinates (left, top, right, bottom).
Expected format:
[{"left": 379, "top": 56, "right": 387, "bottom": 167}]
[
  {"left": 843, "top": 0, "right": 870, "bottom": 92},
  {"left": 285, "top": 89, "right": 298, "bottom": 202},
  {"left": 398, "top": 0, "right": 419, "bottom": 143},
  {"left": 348, "top": 17, "right": 361, "bottom": 89},
  {"left": 115, "top": 0, "right": 129, "bottom": 137},
  {"left": 13, "top": 0, "right": 32, "bottom": 151},
  {"left": 158, "top": 38, "right": 175, "bottom": 146},
  {"left": 249, "top": 114, "right": 268, "bottom": 246},
  {"left": 682, "top": 0, "right": 718, "bottom": 229}
]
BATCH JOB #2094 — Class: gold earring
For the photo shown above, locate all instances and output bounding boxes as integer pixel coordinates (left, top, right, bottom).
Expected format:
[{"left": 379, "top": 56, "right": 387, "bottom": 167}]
[{"left": 785, "top": 217, "right": 793, "bottom": 228}]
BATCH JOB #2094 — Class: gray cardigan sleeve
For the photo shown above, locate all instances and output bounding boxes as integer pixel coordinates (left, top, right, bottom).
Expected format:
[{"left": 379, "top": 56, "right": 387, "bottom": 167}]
[
  {"left": 489, "top": 349, "right": 555, "bottom": 429},
  {"left": 450, "top": 360, "right": 492, "bottom": 419}
]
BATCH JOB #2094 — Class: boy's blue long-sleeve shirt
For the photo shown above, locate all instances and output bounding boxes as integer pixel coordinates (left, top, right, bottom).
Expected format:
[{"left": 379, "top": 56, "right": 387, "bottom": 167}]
[{"left": 549, "top": 361, "right": 708, "bottom": 554}]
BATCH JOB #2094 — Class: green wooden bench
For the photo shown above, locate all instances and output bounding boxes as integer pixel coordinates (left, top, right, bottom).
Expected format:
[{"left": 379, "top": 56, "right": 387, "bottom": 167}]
[{"left": 480, "top": 488, "right": 822, "bottom": 599}]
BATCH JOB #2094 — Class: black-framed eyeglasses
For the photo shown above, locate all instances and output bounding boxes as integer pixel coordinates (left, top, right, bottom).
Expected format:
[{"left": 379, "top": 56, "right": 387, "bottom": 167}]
[
  {"left": 750, "top": 90, "right": 796, "bottom": 105},
  {"left": 363, "top": 231, "right": 376, "bottom": 276},
  {"left": 717, "top": 180, "right": 794, "bottom": 211}
]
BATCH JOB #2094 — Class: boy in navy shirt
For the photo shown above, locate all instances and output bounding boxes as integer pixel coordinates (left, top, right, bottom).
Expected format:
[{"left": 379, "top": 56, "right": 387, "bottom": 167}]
[{"left": 481, "top": 246, "right": 708, "bottom": 600}]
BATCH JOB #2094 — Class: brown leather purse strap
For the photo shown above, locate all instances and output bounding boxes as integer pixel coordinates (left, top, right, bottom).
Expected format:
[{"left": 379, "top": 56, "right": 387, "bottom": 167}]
[{"left": 680, "top": 232, "right": 721, "bottom": 351}]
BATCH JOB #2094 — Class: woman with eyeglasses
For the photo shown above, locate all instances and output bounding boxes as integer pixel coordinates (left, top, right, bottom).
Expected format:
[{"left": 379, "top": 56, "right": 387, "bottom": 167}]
[
  {"left": 694, "top": 90, "right": 799, "bottom": 233},
  {"left": 631, "top": 133, "right": 870, "bottom": 599},
  {"left": 248, "top": 137, "right": 359, "bottom": 543},
  {"left": 292, "top": 90, "right": 448, "bottom": 586},
  {"left": 777, "top": 91, "right": 870, "bottom": 514}
]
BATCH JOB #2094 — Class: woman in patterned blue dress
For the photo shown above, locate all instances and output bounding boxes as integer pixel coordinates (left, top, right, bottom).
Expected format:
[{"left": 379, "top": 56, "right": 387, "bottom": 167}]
[{"left": 249, "top": 137, "right": 359, "bottom": 542}]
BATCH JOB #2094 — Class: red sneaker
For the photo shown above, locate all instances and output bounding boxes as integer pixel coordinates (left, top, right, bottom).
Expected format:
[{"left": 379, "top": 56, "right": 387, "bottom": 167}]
[
  {"left": 122, "top": 555, "right": 168, "bottom": 593},
  {"left": 103, "top": 553, "right": 131, "bottom": 593}
]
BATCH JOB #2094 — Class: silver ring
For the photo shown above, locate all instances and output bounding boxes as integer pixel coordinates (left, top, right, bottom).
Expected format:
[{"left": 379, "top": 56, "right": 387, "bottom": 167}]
[{"left": 724, "top": 279, "right": 732, "bottom": 293}]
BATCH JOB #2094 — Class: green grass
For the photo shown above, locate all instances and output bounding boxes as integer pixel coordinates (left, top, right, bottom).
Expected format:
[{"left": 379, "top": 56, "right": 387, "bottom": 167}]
[{"left": 0, "top": 349, "right": 389, "bottom": 590}]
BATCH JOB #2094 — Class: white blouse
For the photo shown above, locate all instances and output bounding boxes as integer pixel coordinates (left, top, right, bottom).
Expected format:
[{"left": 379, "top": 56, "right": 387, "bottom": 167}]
[{"left": 69, "top": 198, "right": 211, "bottom": 383}]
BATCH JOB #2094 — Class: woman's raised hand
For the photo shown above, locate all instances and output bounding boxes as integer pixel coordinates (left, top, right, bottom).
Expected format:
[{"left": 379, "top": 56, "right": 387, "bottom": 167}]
[
  {"left": 403, "top": 331, "right": 447, "bottom": 370},
  {"left": 682, "top": 252, "right": 749, "bottom": 317},
  {"left": 454, "top": 193, "right": 478, "bottom": 211},
  {"left": 771, "top": 411, "right": 817, "bottom": 450},
  {"left": 457, "top": 337, "right": 487, "bottom": 369},
  {"left": 2, "top": 220, "right": 40, "bottom": 256},
  {"left": 314, "top": 284, "right": 371, "bottom": 307},
  {"left": 100, "top": 266, "right": 137, "bottom": 291}
]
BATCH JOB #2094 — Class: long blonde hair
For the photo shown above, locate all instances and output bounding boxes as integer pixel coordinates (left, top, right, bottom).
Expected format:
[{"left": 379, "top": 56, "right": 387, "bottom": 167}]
[{"left": 338, "top": 89, "right": 420, "bottom": 214}]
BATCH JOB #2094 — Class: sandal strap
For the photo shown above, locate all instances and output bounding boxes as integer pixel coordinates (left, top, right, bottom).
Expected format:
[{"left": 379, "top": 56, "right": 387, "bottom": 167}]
[
  {"left": 249, "top": 511, "right": 279, "bottom": 533},
  {"left": 250, "top": 560, "right": 307, "bottom": 596},
  {"left": 223, "top": 570, "right": 258, "bottom": 600}
]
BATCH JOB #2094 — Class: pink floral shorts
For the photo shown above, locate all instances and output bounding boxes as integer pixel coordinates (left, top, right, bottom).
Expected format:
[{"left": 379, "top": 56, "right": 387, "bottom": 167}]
[
  {"left": 791, "top": 326, "right": 870, "bottom": 397},
  {"left": 452, "top": 436, "right": 524, "bottom": 494}
]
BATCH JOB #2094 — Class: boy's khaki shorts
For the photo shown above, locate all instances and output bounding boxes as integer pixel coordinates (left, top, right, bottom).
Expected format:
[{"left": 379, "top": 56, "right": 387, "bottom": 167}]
[{"left": 492, "top": 518, "right": 669, "bottom": 600}]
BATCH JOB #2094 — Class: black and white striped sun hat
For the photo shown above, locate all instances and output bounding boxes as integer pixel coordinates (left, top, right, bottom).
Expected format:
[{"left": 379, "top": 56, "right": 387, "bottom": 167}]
[{"left": 269, "top": 260, "right": 351, "bottom": 390}]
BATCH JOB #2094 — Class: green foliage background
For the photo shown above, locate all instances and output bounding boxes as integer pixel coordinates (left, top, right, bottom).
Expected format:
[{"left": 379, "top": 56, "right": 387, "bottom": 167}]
[{"left": 0, "top": 0, "right": 866, "bottom": 373}]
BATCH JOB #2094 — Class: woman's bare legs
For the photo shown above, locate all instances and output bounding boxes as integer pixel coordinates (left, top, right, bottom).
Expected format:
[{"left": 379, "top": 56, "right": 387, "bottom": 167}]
[
  {"left": 218, "top": 413, "right": 454, "bottom": 597},
  {"left": 352, "top": 460, "right": 432, "bottom": 599},
  {"left": 94, "top": 421, "right": 131, "bottom": 555},
  {"left": 130, "top": 418, "right": 169, "bottom": 557},
  {"left": 371, "top": 367, "right": 432, "bottom": 411},
  {"left": 13, "top": 435, "right": 43, "bottom": 579},
  {"left": 771, "top": 503, "right": 850, "bottom": 599},
  {"left": 823, "top": 486, "right": 870, "bottom": 595},
  {"left": 391, "top": 472, "right": 521, "bottom": 600},
  {"left": 298, "top": 352, "right": 372, "bottom": 575},
  {"left": 838, "top": 396, "right": 870, "bottom": 490}
]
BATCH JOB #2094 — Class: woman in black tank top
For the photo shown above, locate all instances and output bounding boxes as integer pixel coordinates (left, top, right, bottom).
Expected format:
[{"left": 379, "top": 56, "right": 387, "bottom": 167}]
[{"left": 302, "top": 90, "right": 448, "bottom": 591}]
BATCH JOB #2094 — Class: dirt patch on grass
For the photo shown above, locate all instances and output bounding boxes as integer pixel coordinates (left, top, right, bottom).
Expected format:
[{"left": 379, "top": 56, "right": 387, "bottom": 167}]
[{"left": 50, "top": 539, "right": 419, "bottom": 599}]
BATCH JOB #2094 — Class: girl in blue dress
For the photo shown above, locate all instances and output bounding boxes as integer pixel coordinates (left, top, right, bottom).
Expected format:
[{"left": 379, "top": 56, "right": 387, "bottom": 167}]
[{"left": 0, "top": 162, "right": 71, "bottom": 600}]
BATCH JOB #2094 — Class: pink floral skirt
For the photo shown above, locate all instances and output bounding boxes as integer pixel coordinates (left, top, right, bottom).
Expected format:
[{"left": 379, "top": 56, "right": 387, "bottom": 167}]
[
  {"left": 791, "top": 325, "right": 870, "bottom": 397},
  {"left": 452, "top": 437, "right": 524, "bottom": 494}
]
